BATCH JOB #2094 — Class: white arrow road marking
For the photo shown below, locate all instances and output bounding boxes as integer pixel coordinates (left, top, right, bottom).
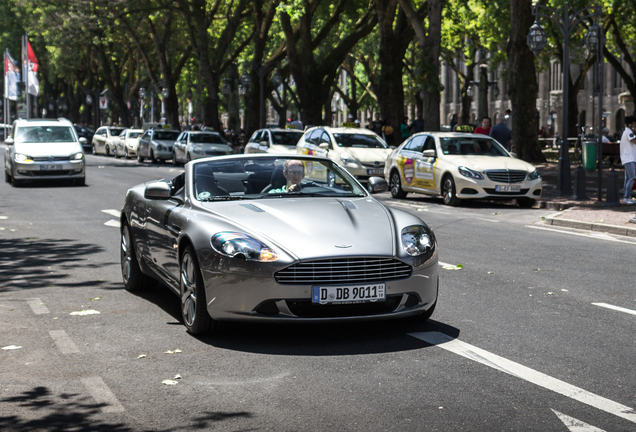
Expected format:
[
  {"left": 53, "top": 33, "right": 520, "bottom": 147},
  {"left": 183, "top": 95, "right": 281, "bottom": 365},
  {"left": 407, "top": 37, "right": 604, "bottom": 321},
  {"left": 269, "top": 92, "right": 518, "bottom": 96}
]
[
  {"left": 81, "top": 376, "right": 125, "bottom": 413},
  {"left": 101, "top": 209, "right": 121, "bottom": 218},
  {"left": 26, "top": 298, "right": 49, "bottom": 315},
  {"left": 552, "top": 409, "right": 607, "bottom": 432},
  {"left": 592, "top": 303, "right": 636, "bottom": 317},
  {"left": 49, "top": 330, "right": 80, "bottom": 354},
  {"left": 408, "top": 332, "right": 636, "bottom": 424},
  {"left": 104, "top": 220, "right": 120, "bottom": 228}
]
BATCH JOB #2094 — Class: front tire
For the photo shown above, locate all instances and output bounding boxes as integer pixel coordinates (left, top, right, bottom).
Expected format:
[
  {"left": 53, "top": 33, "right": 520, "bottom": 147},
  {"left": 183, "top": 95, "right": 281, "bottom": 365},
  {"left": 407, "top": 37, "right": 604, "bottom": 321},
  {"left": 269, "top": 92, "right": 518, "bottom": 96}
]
[
  {"left": 180, "top": 246, "right": 216, "bottom": 335},
  {"left": 442, "top": 175, "right": 461, "bottom": 206},
  {"left": 150, "top": 149, "right": 158, "bottom": 164},
  {"left": 172, "top": 152, "right": 178, "bottom": 166},
  {"left": 390, "top": 170, "right": 407, "bottom": 199},
  {"left": 137, "top": 152, "right": 144, "bottom": 163},
  {"left": 121, "top": 224, "right": 154, "bottom": 292},
  {"left": 5, "top": 169, "right": 10, "bottom": 184},
  {"left": 92, "top": 144, "right": 97, "bottom": 155},
  {"left": 125, "top": 148, "right": 130, "bottom": 159},
  {"left": 105, "top": 145, "right": 110, "bottom": 156}
]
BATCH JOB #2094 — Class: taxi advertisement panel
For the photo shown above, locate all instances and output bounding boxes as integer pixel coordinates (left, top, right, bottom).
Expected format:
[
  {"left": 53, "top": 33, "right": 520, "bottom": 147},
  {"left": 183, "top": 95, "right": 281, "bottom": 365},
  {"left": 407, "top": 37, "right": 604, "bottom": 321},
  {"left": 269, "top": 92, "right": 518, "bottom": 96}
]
[{"left": 397, "top": 151, "right": 437, "bottom": 190}]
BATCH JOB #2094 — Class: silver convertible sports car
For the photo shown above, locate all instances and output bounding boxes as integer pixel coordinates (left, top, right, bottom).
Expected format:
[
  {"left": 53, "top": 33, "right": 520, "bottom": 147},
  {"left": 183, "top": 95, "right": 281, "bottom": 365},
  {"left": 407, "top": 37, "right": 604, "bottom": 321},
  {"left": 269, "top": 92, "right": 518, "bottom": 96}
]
[{"left": 120, "top": 154, "right": 438, "bottom": 334}]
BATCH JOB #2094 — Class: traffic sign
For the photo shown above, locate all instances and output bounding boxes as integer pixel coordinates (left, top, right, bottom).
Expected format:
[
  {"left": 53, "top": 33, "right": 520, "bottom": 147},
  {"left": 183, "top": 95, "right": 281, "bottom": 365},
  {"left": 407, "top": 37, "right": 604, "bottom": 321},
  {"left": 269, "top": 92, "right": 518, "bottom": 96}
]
[{"left": 99, "top": 97, "right": 108, "bottom": 110}]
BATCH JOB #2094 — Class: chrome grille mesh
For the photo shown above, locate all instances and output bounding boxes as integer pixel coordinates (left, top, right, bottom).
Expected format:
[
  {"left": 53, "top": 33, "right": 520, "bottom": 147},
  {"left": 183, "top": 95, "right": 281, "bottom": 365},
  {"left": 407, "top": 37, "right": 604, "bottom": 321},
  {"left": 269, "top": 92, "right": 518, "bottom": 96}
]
[
  {"left": 275, "top": 258, "right": 412, "bottom": 285},
  {"left": 32, "top": 156, "right": 70, "bottom": 162},
  {"left": 485, "top": 170, "right": 527, "bottom": 183}
]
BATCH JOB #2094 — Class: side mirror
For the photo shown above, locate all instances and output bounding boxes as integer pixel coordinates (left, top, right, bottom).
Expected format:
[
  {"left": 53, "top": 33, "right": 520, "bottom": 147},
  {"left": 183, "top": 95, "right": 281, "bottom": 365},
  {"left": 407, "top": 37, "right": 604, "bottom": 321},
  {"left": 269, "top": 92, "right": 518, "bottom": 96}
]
[
  {"left": 422, "top": 149, "right": 436, "bottom": 158},
  {"left": 367, "top": 176, "right": 388, "bottom": 194},
  {"left": 319, "top": 143, "right": 329, "bottom": 150},
  {"left": 144, "top": 181, "right": 172, "bottom": 200},
  {"left": 5, "top": 137, "right": 14, "bottom": 145},
  {"left": 259, "top": 140, "right": 269, "bottom": 147},
  {"left": 79, "top": 137, "right": 87, "bottom": 145}
]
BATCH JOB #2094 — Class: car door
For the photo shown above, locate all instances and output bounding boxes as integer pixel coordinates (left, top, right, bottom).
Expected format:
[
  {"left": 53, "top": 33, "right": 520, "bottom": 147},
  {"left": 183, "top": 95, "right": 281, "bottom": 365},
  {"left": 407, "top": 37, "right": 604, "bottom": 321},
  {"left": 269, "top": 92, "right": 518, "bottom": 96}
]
[
  {"left": 93, "top": 128, "right": 104, "bottom": 153},
  {"left": 138, "top": 130, "right": 150, "bottom": 157},
  {"left": 395, "top": 135, "right": 426, "bottom": 192},
  {"left": 413, "top": 135, "right": 437, "bottom": 192},
  {"left": 173, "top": 132, "right": 186, "bottom": 162}
]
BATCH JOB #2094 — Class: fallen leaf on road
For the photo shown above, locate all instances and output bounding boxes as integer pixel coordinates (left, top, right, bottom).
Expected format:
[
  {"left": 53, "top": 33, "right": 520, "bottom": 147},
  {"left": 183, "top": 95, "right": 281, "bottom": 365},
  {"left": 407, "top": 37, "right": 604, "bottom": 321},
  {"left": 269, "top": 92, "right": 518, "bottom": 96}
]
[
  {"left": 487, "top": 271, "right": 494, "bottom": 274},
  {"left": 174, "top": 374, "right": 182, "bottom": 380},
  {"left": 162, "top": 380, "right": 178, "bottom": 385},
  {"left": 138, "top": 354, "right": 147, "bottom": 359},
  {"left": 70, "top": 310, "right": 100, "bottom": 316},
  {"left": 545, "top": 292, "right": 554, "bottom": 296},
  {"left": 2, "top": 345, "right": 22, "bottom": 350},
  {"left": 164, "top": 349, "right": 182, "bottom": 354},
  {"left": 90, "top": 296, "right": 101, "bottom": 301},
  {"left": 443, "top": 264, "right": 463, "bottom": 270},
  {"left": 561, "top": 289, "right": 568, "bottom": 292}
]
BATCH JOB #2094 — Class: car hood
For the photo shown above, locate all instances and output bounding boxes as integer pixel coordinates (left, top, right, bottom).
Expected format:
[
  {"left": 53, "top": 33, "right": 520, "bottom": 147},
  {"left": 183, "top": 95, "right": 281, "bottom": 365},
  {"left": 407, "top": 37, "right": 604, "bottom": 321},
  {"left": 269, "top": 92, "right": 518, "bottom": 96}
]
[
  {"left": 338, "top": 148, "right": 392, "bottom": 164},
  {"left": 446, "top": 155, "right": 536, "bottom": 172},
  {"left": 14, "top": 142, "right": 82, "bottom": 157},
  {"left": 201, "top": 197, "right": 395, "bottom": 259}
]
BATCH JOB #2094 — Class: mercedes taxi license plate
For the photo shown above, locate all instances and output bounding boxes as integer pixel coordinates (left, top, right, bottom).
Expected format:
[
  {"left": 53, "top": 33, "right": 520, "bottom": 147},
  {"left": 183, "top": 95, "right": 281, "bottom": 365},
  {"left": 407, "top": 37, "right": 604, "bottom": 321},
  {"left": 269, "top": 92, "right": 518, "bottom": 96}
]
[
  {"left": 495, "top": 185, "right": 521, "bottom": 192},
  {"left": 367, "top": 169, "right": 383, "bottom": 176},
  {"left": 312, "top": 283, "right": 386, "bottom": 304},
  {"left": 40, "top": 165, "right": 57, "bottom": 171}
]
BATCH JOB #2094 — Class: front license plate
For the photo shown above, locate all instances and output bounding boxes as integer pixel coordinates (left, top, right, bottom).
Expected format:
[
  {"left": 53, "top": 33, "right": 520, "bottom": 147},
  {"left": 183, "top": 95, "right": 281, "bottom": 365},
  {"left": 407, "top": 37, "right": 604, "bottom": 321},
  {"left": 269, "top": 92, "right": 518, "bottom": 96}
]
[
  {"left": 40, "top": 164, "right": 57, "bottom": 171},
  {"left": 495, "top": 185, "right": 521, "bottom": 192},
  {"left": 312, "top": 283, "right": 386, "bottom": 304},
  {"left": 367, "top": 169, "right": 384, "bottom": 176}
]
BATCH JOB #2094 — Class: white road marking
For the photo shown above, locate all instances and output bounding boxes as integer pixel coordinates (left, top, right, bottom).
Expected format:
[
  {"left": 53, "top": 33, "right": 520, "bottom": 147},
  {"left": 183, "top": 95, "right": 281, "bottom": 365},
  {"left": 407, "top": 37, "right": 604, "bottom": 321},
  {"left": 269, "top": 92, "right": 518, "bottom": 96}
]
[
  {"left": 592, "top": 303, "right": 636, "bottom": 317},
  {"left": 408, "top": 332, "right": 636, "bottom": 424},
  {"left": 527, "top": 225, "right": 636, "bottom": 245},
  {"left": 81, "top": 376, "right": 125, "bottom": 413},
  {"left": 49, "top": 330, "right": 80, "bottom": 354},
  {"left": 552, "top": 409, "right": 607, "bottom": 432},
  {"left": 26, "top": 298, "right": 50, "bottom": 315},
  {"left": 475, "top": 217, "right": 500, "bottom": 223},
  {"left": 438, "top": 261, "right": 456, "bottom": 267},
  {"left": 101, "top": 209, "right": 121, "bottom": 218},
  {"left": 104, "top": 220, "right": 120, "bottom": 228}
]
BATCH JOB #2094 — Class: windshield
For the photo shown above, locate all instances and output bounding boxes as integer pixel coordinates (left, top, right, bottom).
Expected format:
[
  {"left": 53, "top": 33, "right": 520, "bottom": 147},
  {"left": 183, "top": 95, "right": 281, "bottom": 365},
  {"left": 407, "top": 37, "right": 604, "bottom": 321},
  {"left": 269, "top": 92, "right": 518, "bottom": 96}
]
[
  {"left": 15, "top": 126, "right": 76, "bottom": 143},
  {"left": 272, "top": 131, "right": 302, "bottom": 146},
  {"left": 110, "top": 128, "right": 125, "bottom": 136},
  {"left": 128, "top": 132, "right": 141, "bottom": 139},
  {"left": 190, "top": 133, "right": 226, "bottom": 144},
  {"left": 440, "top": 137, "right": 509, "bottom": 156},
  {"left": 154, "top": 131, "right": 179, "bottom": 141},
  {"left": 333, "top": 133, "right": 388, "bottom": 149},
  {"left": 192, "top": 157, "right": 366, "bottom": 201}
]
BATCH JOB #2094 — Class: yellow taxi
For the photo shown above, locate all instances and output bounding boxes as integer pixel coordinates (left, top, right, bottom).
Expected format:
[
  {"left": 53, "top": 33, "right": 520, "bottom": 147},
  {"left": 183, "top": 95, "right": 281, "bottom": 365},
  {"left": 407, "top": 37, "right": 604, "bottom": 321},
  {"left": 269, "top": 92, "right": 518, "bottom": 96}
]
[{"left": 384, "top": 132, "right": 542, "bottom": 207}]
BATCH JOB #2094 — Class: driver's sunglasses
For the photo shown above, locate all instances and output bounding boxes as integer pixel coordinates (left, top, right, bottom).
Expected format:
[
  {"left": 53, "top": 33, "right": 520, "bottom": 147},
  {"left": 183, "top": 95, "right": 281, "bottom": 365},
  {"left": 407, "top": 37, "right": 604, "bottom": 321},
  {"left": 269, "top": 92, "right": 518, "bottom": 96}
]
[{"left": 286, "top": 169, "right": 304, "bottom": 175}]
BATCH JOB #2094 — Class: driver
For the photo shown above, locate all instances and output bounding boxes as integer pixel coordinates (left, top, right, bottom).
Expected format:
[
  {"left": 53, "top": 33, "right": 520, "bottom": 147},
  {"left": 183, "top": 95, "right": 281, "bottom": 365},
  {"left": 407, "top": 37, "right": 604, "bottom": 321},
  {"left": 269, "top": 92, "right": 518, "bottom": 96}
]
[{"left": 269, "top": 159, "right": 305, "bottom": 193}]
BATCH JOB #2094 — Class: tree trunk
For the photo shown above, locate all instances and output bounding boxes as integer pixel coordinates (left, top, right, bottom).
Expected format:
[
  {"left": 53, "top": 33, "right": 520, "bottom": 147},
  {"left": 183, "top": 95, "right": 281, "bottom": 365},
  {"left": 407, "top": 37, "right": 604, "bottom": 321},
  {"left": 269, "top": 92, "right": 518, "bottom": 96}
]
[{"left": 508, "top": 0, "right": 545, "bottom": 162}]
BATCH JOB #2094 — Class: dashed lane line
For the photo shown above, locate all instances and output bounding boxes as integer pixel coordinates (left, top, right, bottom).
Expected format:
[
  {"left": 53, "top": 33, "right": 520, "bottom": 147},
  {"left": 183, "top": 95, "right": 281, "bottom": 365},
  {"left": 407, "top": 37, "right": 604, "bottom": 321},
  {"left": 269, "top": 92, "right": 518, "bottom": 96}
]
[
  {"left": 49, "top": 330, "right": 80, "bottom": 354},
  {"left": 26, "top": 298, "right": 50, "bottom": 315},
  {"left": 81, "top": 376, "right": 125, "bottom": 413},
  {"left": 592, "top": 303, "right": 636, "bottom": 317},
  {"left": 101, "top": 209, "right": 121, "bottom": 218},
  {"left": 408, "top": 332, "right": 636, "bottom": 425},
  {"left": 104, "top": 220, "right": 121, "bottom": 228}
]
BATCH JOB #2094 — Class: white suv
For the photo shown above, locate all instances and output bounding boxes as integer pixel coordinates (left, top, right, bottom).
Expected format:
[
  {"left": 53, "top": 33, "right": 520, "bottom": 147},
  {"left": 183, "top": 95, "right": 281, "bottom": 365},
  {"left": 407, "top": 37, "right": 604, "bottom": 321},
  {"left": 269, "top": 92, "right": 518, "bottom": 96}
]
[{"left": 4, "top": 118, "right": 86, "bottom": 186}]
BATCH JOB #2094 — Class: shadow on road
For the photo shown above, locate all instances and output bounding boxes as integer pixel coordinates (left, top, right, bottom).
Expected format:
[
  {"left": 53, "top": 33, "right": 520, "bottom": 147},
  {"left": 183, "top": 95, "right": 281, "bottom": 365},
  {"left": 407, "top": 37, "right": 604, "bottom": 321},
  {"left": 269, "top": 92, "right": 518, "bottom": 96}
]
[
  {"left": 0, "top": 238, "right": 112, "bottom": 293},
  {"left": 0, "top": 386, "right": 252, "bottom": 432}
]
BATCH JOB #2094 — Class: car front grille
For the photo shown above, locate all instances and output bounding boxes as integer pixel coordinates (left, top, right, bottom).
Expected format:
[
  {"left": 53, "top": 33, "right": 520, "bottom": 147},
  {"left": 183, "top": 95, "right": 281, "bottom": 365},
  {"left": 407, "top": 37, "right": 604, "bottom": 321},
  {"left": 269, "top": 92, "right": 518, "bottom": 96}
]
[
  {"left": 204, "top": 150, "right": 229, "bottom": 156},
  {"left": 275, "top": 258, "right": 412, "bottom": 285},
  {"left": 485, "top": 170, "right": 528, "bottom": 183},
  {"left": 32, "top": 156, "right": 70, "bottom": 162},
  {"left": 18, "top": 170, "right": 72, "bottom": 177},
  {"left": 483, "top": 188, "right": 529, "bottom": 196},
  {"left": 361, "top": 162, "right": 385, "bottom": 168}
]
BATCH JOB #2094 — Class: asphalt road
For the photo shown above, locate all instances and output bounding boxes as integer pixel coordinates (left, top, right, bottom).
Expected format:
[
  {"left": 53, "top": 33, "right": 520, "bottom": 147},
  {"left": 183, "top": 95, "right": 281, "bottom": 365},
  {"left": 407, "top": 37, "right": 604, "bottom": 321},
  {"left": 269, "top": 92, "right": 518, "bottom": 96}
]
[{"left": 1, "top": 151, "right": 635, "bottom": 432}]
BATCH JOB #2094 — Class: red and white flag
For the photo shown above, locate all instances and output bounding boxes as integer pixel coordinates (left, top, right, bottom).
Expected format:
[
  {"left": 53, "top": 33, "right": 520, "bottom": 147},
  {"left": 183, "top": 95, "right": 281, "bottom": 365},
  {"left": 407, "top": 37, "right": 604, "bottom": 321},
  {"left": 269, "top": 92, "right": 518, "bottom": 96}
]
[
  {"left": 22, "top": 36, "right": 39, "bottom": 96},
  {"left": 4, "top": 49, "right": 20, "bottom": 101}
]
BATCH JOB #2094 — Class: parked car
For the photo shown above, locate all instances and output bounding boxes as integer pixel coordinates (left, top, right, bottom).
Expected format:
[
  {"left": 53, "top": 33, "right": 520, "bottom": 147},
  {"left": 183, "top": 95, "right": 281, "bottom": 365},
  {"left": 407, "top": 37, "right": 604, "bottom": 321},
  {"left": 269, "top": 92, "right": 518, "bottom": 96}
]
[
  {"left": 114, "top": 129, "right": 143, "bottom": 159},
  {"left": 73, "top": 124, "right": 94, "bottom": 151},
  {"left": 244, "top": 128, "right": 304, "bottom": 154},
  {"left": 91, "top": 126, "right": 125, "bottom": 156},
  {"left": 172, "top": 131, "right": 232, "bottom": 165},
  {"left": 296, "top": 127, "right": 392, "bottom": 182},
  {"left": 4, "top": 118, "right": 86, "bottom": 186},
  {"left": 137, "top": 128, "right": 180, "bottom": 163},
  {"left": 384, "top": 132, "right": 542, "bottom": 207},
  {"left": 120, "top": 154, "right": 438, "bottom": 334}
]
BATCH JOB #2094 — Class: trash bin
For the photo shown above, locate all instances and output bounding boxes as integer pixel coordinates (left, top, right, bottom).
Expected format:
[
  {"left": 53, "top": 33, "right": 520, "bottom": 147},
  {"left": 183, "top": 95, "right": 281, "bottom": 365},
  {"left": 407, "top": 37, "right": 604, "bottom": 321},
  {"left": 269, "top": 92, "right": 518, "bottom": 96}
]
[{"left": 582, "top": 141, "right": 597, "bottom": 172}]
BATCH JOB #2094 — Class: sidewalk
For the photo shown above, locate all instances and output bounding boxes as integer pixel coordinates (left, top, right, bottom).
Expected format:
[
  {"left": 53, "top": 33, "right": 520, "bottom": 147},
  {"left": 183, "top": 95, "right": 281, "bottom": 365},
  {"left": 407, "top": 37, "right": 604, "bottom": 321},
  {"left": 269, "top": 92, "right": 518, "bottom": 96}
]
[{"left": 534, "top": 161, "right": 636, "bottom": 236}]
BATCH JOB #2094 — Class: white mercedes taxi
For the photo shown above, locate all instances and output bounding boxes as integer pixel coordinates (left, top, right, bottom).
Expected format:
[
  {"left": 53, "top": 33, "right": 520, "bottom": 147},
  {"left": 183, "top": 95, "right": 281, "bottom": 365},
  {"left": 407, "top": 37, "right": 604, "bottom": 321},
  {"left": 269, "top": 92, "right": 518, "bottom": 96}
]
[
  {"left": 296, "top": 126, "right": 391, "bottom": 182},
  {"left": 384, "top": 132, "right": 542, "bottom": 207}
]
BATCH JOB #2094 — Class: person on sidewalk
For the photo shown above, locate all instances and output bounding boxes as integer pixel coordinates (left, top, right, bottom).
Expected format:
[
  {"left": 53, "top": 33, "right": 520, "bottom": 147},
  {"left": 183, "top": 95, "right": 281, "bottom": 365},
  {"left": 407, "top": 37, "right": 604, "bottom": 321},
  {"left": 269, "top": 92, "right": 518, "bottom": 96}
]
[
  {"left": 490, "top": 113, "right": 512, "bottom": 151},
  {"left": 474, "top": 116, "right": 491, "bottom": 135},
  {"left": 619, "top": 115, "right": 636, "bottom": 205}
]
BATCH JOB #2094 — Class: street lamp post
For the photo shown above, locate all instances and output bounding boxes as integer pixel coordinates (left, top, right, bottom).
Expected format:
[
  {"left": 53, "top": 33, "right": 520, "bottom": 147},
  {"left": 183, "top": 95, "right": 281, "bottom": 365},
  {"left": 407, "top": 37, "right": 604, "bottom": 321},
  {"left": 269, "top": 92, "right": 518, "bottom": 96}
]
[
  {"left": 527, "top": 2, "right": 602, "bottom": 196},
  {"left": 584, "top": 23, "right": 604, "bottom": 202},
  {"left": 242, "top": 62, "right": 283, "bottom": 129},
  {"left": 466, "top": 65, "right": 500, "bottom": 120}
]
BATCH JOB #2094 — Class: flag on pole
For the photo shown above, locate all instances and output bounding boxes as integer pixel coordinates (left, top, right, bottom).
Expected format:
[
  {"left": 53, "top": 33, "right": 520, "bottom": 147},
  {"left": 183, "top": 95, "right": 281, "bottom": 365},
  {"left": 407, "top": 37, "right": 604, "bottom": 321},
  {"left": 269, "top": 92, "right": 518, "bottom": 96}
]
[
  {"left": 25, "top": 38, "right": 39, "bottom": 96},
  {"left": 4, "top": 49, "right": 20, "bottom": 101}
]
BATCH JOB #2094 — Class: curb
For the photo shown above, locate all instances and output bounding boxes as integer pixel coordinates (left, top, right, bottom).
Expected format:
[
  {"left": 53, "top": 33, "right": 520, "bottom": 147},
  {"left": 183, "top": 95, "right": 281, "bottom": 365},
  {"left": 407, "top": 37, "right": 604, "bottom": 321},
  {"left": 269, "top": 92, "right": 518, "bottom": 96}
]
[{"left": 544, "top": 214, "right": 636, "bottom": 237}]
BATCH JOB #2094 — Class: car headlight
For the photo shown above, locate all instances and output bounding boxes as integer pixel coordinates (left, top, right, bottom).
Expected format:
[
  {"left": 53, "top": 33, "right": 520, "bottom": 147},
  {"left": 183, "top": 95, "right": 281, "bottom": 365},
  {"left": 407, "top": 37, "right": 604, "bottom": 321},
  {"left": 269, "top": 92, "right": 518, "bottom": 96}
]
[
  {"left": 401, "top": 225, "right": 435, "bottom": 257},
  {"left": 211, "top": 232, "right": 278, "bottom": 262},
  {"left": 340, "top": 153, "right": 360, "bottom": 167},
  {"left": 527, "top": 169, "right": 540, "bottom": 181},
  {"left": 14, "top": 153, "right": 32, "bottom": 163},
  {"left": 72, "top": 152, "right": 84, "bottom": 160},
  {"left": 157, "top": 144, "right": 165, "bottom": 151},
  {"left": 458, "top": 166, "right": 484, "bottom": 180}
]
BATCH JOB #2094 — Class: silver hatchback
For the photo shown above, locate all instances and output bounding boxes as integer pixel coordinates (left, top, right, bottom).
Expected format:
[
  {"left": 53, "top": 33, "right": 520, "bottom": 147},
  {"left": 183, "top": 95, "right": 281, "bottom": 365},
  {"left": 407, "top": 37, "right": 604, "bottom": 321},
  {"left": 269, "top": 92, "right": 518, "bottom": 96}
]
[{"left": 4, "top": 118, "right": 86, "bottom": 186}]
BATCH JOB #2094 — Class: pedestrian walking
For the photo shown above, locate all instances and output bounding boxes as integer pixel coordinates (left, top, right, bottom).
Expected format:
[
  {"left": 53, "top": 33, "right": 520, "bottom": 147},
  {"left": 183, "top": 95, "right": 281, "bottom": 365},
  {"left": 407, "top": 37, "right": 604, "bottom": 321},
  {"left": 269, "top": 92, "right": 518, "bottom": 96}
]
[
  {"left": 372, "top": 113, "right": 383, "bottom": 136},
  {"left": 490, "top": 113, "right": 512, "bottom": 151},
  {"left": 409, "top": 113, "right": 425, "bottom": 133},
  {"left": 381, "top": 119, "right": 394, "bottom": 146},
  {"left": 401, "top": 116, "right": 411, "bottom": 141},
  {"left": 619, "top": 115, "right": 636, "bottom": 205},
  {"left": 474, "top": 116, "right": 491, "bottom": 135}
]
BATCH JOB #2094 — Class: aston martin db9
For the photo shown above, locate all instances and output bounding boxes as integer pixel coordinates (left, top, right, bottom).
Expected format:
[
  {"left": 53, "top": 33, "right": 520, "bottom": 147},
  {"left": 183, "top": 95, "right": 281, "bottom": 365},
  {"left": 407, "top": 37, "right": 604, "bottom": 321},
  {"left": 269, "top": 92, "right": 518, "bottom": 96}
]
[{"left": 120, "top": 154, "right": 438, "bottom": 334}]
